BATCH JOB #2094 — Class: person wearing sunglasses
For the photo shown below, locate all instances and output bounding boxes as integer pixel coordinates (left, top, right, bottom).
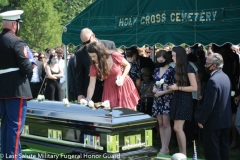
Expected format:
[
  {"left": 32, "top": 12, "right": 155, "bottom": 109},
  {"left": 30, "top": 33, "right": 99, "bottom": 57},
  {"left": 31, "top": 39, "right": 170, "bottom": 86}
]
[
  {"left": 28, "top": 51, "right": 46, "bottom": 99},
  {"left": 38, "top": 51, "right": 47, "bottom": 68},
  {"left": 75, "top": 28, "right": 116, "bottom": 103}
]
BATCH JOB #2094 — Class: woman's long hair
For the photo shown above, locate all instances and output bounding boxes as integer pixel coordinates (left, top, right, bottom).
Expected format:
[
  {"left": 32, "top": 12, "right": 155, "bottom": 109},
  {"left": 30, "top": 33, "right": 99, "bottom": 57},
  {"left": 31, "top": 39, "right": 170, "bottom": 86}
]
[
  {"left": 172, "top": 46, "right": 188, "bottom": 86},
  {"left": 87, "top": 42, "right": 111, "bottom": 80}
]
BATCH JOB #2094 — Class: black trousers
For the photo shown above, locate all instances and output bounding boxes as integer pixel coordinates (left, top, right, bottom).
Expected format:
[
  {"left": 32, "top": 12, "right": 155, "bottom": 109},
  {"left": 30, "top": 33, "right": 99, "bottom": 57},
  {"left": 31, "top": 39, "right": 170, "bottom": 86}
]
[
  {"left": 184, "top": 99, "right": 198, "bottom": 143},
  {"left": 203, "top": 128, "right": 230, "bottom": 160},
  {"left": 45, "top": 79, "right": 62, "bottom": 101},
  {"left": 92, "top": 80, "right": 103, "bottom": 102},
  {"left": 30, "top": 82, "right": 42, "bottom": 99}
]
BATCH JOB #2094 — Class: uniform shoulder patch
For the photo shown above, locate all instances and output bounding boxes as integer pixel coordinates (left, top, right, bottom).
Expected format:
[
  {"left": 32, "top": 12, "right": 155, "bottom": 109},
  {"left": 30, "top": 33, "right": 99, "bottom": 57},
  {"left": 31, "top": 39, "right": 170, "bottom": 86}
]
[{"left": 23, "top": 46, "right": 28, "bottom": 58}]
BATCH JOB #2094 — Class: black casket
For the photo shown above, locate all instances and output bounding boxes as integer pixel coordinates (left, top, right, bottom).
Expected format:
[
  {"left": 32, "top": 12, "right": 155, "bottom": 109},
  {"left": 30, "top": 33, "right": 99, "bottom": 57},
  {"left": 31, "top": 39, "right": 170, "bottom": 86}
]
[{"left": 20, "top": 100, "right": 157, "bottom": 159}]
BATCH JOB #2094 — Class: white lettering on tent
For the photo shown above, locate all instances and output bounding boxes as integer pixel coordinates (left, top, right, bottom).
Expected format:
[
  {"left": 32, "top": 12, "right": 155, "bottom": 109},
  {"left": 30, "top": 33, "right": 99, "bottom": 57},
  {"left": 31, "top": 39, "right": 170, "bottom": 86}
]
[
  {"left": 118, "top": 10, "right": 218, "bottom": 27},
  {"left": 151, "top": 15, "right": 156, "bottom": 23},
  {"left": 156, "top": 14, "right": 161, "bottom": 23},
  {"left": 162, "top": 13, "right": 166, "bottom": 22},
  {"left": 199, "top": 12, "right": 205, "bottom": 21},
  {"left": 124, "top": 18, "right": 129, "bottom": 26},
  {"left": 141, "top": 16, "right": 145, "bottom": 25},
  {"left": 146, "top": 15, "right": 150, "bottom": 24},
  {"left": 176, "top": 13, "right": 181, "bottom": 22},
  {"left": 141, "top": 13, "right": 166, "bottom": 25},
  {"left": 206, "top": 12, "right": 211, "bottom": 21},
  {"left": 119, "top": 18, "right": 124, "bottom": 26},
  {"left": 188, "top": 13, "right": 193, "bottom": 21},
  {"left": 194, "top": 13, "right": 199, "bottom": 21},
  {"left": 212, "top": 11, "right": 217, "bottom": 21},
  {"left": 119, "top": 17, "right": 138, "bottom": 26},
  {"left": 181, "top": 13, "right": 188, "bottom": 21},
  {"left": 171, "top": 11, "right": 217, "bottom": 22},
  {"left": 170, "top": 13, "right": 175, "bottom": 22}
]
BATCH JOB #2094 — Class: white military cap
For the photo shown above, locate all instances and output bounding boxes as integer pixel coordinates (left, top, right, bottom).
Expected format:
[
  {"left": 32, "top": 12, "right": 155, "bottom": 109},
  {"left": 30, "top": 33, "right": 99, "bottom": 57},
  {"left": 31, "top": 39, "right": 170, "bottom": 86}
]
[{"left": 0, "top": 10, "right": 24, "bottom": 22}]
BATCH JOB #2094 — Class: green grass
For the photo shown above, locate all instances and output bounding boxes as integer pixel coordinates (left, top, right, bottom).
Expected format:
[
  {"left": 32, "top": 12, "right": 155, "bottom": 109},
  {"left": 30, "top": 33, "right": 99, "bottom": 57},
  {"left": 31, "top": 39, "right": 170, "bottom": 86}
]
[{"left": 152, "top": 133, "right": 240, "bottom": 160}]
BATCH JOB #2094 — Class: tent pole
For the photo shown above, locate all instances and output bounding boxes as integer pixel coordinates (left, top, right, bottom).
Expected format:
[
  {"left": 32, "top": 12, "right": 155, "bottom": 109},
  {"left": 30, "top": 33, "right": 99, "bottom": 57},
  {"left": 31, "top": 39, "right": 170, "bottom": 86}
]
[
  {"left": 153, "top": 45, "right": 156, "bottom": 62},
  {"left": 63, "top": 44, "right": 69, "bottom": 100}
]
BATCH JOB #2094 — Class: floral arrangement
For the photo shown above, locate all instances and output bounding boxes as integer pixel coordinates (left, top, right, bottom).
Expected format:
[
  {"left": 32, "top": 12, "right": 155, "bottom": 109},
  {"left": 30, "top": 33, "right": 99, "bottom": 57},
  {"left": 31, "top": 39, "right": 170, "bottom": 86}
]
[
  {"left": 231, "top": 91, "right": 235, "bottom": 97},
  {"left": 116, "top": 75, "right": 123, "bottom": 86},
  {"left": 37, "top": 95, "right": 45, "bottom": 102},
  {"left": 80, "top": 99, "right": 111, "bottom": 110},
  {"left": 155, "top": 79, "right": 164, "bottom": 86},
  {"left": 63, "top": 98, "right": 70, "bottom": 107},
  {"left": 79, "top": 99, "right": 88, "bottom": 106}
]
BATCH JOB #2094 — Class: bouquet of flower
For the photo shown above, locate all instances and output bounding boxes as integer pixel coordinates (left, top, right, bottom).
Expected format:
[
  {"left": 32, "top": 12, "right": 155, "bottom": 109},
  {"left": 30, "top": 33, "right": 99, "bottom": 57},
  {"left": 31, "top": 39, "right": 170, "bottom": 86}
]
[
  {"left": 116, "top": 75, "right": 123, "bottom": 86},
  {"left": 79, "top": 98, "right": 111, "bottom": 110},
  {"left": 79, "top": 99, "right": 88, "bottom": 106},
  {"left": 102, "top": 100, "right": 111, "bottom": 110},
  {"left": 155, "top": 79, "right": 164, "bottom": 86},
  {"left": 37, "top": 95, "right": 45, "bottom": 102},
  {"left": 63, "top": 98, "right": 70, "bottom": 107},
  {"left": 231, "top": 91, "right": 235, "bottom": 97}
]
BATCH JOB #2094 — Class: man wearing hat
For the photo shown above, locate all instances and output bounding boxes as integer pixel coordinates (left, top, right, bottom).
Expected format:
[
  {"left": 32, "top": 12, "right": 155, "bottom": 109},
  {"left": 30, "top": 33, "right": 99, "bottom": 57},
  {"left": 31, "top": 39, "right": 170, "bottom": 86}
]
[{"left": 0, "top": 10, "right": 33, "bottom": 159}]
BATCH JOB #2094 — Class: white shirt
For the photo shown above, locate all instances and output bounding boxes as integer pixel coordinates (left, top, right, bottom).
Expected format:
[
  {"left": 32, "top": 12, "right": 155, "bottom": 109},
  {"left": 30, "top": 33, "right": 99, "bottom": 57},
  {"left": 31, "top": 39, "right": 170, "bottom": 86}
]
[
  {"left": 31, "top": 66, "right": 40, "bottom": 83},
  {"left": 211, "top": 70, "right": 218, "bottom": 76},
  {"left": 58, "top": 59, "right": 65, "bottom": 84}
]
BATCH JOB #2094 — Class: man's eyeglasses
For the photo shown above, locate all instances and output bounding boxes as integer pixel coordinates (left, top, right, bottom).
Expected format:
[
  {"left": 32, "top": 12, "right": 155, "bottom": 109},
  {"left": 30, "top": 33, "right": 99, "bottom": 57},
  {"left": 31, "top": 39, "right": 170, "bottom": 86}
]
[
  {"left": 33, "top": 55, "right": 38, "bottom": 58},
  {"left": 39, "top": 57, "right": 45, "bottom": 59},
  {"left": 82, "top": 35, "right": 92, "bottom": 45}
]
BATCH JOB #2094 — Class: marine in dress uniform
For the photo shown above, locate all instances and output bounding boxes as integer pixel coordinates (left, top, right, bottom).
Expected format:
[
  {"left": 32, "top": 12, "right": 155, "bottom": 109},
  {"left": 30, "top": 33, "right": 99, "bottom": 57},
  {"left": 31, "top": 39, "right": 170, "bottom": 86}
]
[{"left": 0, "top": 10, "right": 33, "bottom": 160}]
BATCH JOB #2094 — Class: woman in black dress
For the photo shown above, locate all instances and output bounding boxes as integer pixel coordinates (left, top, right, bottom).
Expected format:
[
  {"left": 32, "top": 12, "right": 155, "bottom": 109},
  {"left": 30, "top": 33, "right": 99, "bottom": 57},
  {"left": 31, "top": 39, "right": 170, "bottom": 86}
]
[
  {"left": 168, "top": 46, "right": 197, "bottom": 156},
  {"left": 45, "top": 53, "right": 63, "bottom": 101}
]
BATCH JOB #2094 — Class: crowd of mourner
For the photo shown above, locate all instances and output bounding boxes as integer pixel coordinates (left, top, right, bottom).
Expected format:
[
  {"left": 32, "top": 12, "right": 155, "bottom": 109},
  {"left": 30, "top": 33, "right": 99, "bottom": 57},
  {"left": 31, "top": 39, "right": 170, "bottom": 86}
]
[{"left": 29, "top": 28, "right": 240, "bottom": 159}]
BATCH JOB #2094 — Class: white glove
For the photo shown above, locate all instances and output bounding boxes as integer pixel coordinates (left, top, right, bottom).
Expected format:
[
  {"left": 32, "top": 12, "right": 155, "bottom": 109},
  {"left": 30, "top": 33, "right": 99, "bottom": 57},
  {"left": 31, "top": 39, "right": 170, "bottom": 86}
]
[
  {"left": 116, "top": 75, "right": 124, "bottom": 86},
  {"left": 231, "top": 91, "right": 235, "bottom": 97}
]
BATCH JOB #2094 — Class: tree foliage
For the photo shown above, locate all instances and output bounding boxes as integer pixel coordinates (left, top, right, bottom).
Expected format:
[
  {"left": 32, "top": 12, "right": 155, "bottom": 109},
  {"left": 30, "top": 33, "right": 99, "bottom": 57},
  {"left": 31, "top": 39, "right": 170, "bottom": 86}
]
[
  {"left": 18, "top": 0, "right": 62, "bottom": 51},
  {"left": 53, "top": 0, "right": 95, "bottom": 26},
  {"left": 0, "top": 0, "right": 95, "bottom": 51}
]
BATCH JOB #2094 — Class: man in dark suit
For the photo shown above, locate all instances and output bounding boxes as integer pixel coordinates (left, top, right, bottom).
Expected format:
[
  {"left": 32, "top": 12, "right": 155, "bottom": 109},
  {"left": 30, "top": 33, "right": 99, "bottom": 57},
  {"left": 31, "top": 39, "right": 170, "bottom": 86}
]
[
  {"left": 76, "top": 28, "right": 116, "bottom": 102},
  {"left": 68, "top": 53, "right": 77, "bottom": 101},
  {"left": 198, "top": 53, "right": 232, "bottom": 160},
  {"left": 28, "top": 59, "right": 46, "bottom": 98}
]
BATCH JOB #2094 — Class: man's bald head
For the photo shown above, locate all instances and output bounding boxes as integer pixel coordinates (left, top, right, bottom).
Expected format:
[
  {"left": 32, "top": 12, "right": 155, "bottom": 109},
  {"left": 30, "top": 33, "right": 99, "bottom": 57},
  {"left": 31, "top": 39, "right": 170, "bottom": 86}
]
[
  {"left": 81, "top": 28, "right": 92, "bottom": 37},
  {"left": 80, "top": 28, "right": 96, "bottom": 46}
]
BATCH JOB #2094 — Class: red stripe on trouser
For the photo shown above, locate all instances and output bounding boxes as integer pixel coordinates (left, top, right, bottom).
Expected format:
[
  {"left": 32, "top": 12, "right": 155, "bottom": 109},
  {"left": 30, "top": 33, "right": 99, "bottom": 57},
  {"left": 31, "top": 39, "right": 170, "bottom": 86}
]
[{"left": 14, "top": 98, "right": 23, "bottom": 160}]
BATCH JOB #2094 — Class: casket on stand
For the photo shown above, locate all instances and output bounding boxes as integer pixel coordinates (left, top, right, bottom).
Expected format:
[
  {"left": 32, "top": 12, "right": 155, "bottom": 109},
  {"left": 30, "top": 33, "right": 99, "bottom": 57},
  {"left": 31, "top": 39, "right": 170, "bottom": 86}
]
[{"left": 20, "top": 100, "right": 157, "bottom": 159}]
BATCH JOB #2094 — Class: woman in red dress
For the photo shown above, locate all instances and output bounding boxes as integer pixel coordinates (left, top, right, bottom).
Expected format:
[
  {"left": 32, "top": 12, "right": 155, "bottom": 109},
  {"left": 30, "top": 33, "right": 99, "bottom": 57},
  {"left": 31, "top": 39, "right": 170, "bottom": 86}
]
[{"left": 86, "top": 42, "right": 140, "bottom": 110}]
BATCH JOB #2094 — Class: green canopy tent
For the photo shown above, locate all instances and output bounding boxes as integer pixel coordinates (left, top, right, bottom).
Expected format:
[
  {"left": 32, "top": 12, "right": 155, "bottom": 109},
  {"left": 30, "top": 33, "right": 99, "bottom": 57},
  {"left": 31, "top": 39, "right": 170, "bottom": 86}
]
[
  {"left": 62, "top": 0, "right": 240, "bottom": 99},
  {"left": 62, "top": 0, "right": 240, "bottom": 47}
]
